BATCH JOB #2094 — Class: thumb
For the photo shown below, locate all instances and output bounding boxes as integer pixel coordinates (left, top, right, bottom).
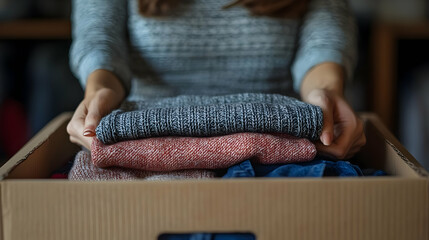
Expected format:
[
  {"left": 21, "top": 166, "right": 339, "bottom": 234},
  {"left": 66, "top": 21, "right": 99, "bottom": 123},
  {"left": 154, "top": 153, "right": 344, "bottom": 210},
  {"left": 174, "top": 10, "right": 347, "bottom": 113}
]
[
  {"left": 306, "top": 90, "right": 334, "bottom": 146},
  {"left": 83, "top": 96, "right": 104, "bottom": 137},
  {"left": 83, "top": 88, "right": 122, "bottom": 137},
  {"left": 320, "top": 102, "right": 334, "bottom": 146}
]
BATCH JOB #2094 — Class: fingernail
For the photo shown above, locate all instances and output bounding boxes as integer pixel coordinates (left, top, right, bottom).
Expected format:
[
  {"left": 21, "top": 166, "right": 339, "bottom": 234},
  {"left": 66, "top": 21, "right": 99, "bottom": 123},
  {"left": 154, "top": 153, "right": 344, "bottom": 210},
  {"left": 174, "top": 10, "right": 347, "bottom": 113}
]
[
  {"left": 321, "top": 134, "right": 331, "bottom": 146},
  {"left": 83, "top": 130, "right": 95, "bottom": 137}
]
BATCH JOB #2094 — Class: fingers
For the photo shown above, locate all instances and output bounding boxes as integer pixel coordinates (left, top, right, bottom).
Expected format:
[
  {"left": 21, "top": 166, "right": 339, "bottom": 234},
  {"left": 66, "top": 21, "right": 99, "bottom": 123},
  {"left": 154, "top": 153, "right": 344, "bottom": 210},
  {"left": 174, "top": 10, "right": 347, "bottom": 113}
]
[
  {"left": 84, "top": 88, "right": 122, "bottom": 136},
  {"left": 346, "top": 131, "right": 366, "bottom": 156},
  {"left": 67, "top": 88, "right": 123, "bottom": 150},
  {"left": 67, "top": 102, "right": 86, "bottom": 139},
  {"left": 69, "top": 135, "right": 92, "bottom": 150},
  {"left": 84, "top": 97, "right": 102, "bottom": 137},
  {"left": 67, "top": 101, "right": 93, "bottom": 150},
  {"left": 316, "top": 140, "right": 351, "bottom": 160},
  {"left": 307, "top": 90, "right": 366, "bottom": 160},
  {"left": 306, "top": 89, "right": 334, "bottom": 146},
  {"left": 316, "top": 116, "right": 366, "bottom": 160}
]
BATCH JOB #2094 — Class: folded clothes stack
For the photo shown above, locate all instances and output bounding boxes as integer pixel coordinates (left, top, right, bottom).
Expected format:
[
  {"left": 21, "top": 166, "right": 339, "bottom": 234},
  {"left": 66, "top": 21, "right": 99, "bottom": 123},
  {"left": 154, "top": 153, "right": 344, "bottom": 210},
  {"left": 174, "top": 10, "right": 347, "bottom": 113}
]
[{"left": 67, "top": 93, "right": 385, "bottom": 181}]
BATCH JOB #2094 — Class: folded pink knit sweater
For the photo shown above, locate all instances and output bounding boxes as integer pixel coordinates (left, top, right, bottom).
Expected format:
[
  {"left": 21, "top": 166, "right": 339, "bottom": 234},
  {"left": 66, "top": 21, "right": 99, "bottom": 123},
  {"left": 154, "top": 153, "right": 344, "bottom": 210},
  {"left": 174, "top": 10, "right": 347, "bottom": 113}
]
[
  {"left": 69, "top": 151, "right": 216, "bottom": 181},
  {"left": 92, "top": 133, "right": 316, "bottom": 171}
]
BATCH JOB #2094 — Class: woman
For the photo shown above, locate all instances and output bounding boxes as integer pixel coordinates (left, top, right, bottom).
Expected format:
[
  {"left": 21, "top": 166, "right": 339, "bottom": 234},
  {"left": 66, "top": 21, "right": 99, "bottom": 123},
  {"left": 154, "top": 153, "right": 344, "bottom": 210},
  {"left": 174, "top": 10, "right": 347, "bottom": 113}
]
[{"left": 67, "top": 0, "right": 366, "bottom": 159}]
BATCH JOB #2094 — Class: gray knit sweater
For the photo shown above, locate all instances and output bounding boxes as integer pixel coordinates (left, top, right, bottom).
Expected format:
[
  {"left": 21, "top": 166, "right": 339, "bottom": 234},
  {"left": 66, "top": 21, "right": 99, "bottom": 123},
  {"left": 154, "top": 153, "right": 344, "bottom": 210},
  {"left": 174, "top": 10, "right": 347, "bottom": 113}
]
[
  {"left": 70, "top": 0, "right": 356, "bottom": 99},
  {"left": 96, "top": 93, "right": 323, "bottom": 144}
]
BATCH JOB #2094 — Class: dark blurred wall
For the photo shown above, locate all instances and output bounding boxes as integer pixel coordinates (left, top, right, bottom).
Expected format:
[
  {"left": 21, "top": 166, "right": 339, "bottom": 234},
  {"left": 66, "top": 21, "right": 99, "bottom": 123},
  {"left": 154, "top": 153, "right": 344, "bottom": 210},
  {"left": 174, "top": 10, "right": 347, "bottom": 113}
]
[
  {"left": 0, "top": 0, "right": 83, "bottom": 165},
  {"left": 349, "top": 0, "right": 429, "bottom": 170}
]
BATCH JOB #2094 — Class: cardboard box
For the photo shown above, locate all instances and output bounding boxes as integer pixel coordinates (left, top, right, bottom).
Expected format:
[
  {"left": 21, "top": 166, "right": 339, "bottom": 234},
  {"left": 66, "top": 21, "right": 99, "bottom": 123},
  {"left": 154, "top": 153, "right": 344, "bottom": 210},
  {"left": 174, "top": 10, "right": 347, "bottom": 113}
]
[{"left": 0, "top": 112, "right": 428, "bottom": 240}]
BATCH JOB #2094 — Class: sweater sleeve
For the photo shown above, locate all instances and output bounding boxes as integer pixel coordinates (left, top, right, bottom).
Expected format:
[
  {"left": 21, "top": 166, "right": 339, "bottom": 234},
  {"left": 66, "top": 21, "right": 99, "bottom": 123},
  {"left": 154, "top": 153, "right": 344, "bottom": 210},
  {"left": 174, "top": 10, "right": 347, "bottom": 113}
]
[
  {"left": 69, "top": 0, "right": 131, "bottom": 93},
  {"left": 291, "top": 0, "right": 357, "bottom": 93}
]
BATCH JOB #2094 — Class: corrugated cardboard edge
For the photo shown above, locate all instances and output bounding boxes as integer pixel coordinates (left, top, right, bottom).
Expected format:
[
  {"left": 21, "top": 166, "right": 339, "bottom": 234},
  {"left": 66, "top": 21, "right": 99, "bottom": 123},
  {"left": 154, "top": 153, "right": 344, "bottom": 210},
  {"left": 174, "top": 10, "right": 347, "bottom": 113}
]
[
  {"left": 0, "top": 112, "right": 74, "bottom": 180},
  {"left": 360, "top": 113, "right": 429, "bottom": 177},
  {"left": 1, "top": 178, "right": 428, "bottom": 240}
]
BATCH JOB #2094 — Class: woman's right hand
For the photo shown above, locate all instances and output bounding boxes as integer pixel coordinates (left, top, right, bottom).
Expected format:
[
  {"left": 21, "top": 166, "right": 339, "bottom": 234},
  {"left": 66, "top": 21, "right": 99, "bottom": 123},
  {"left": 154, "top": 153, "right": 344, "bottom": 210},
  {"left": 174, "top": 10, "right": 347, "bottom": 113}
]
[{"left": 67, "top": 70, "right": 126, "bottom": 150}]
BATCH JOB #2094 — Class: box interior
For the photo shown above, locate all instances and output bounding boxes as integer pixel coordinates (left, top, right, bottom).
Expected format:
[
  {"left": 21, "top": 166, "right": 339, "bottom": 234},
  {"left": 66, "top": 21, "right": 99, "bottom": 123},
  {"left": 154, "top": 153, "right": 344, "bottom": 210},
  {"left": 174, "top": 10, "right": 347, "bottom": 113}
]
[{"left": 1, "top": 112, "right": 427, "bottom": 180}]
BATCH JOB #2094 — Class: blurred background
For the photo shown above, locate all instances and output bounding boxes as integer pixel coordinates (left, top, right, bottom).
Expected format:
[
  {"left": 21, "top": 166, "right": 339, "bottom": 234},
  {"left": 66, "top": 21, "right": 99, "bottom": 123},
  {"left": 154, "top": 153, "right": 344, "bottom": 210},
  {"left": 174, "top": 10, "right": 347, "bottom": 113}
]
[{"left": 0, "top": 0, "right": 428, "bottom": 170}]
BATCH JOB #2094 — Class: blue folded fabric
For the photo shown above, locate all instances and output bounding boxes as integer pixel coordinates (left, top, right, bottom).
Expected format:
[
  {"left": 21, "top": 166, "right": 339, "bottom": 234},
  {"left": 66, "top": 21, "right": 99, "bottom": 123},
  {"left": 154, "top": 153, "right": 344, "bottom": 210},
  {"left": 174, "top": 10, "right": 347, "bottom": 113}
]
[
  {"left": 96, "top": 93, "right": 323, "bottom": 144},
  {"left": 222, "top": 159, "right": 387, "bottom": 178}
]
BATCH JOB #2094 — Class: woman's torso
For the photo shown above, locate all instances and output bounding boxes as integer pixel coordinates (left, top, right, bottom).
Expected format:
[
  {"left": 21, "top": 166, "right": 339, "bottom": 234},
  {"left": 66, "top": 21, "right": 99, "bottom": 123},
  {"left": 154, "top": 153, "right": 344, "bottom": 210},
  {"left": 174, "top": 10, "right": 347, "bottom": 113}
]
[{"left": 127, "top": 0, "right": 301, "bottom": 99}]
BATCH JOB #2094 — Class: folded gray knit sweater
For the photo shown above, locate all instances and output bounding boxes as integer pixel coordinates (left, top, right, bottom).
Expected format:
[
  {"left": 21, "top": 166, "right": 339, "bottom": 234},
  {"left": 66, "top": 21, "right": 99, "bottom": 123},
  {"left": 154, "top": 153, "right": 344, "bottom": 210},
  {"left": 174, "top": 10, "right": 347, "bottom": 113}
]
[{"left": 96, "top": 93, "right": 323, "bottom": 144}]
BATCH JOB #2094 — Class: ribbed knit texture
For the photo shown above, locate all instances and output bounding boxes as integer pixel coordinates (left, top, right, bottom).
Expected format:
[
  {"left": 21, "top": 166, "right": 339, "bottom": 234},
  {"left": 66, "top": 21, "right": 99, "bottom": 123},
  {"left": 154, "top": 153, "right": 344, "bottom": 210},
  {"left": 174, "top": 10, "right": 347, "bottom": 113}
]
[
  {"left": 69, "top": 150, "right": 216, "bottom": 181},
  {"left": 70, "top": 0, "right": 356, "bottom": 98},
  {"left": 96, "top": 93, "right": 324, "bottom": 144},
  {"left": 92, "top": 133, "right": 317, "bottom": 171}
]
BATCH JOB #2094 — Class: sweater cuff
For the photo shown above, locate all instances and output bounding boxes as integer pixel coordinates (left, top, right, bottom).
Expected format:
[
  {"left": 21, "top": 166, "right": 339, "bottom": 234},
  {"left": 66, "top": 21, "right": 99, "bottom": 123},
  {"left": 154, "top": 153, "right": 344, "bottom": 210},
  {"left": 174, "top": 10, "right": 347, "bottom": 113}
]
[
  {"left": 77, "top": 50, "right": 131, "bottom": 96},
  {"left": 291, "top": 48, "right": 353, "bottom": 93}
]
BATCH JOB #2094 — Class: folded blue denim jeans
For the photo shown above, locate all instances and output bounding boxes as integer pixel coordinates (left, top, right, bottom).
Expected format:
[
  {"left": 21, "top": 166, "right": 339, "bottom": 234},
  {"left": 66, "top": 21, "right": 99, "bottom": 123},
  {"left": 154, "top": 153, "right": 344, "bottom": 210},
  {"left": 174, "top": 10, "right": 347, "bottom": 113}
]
[{"left": 222, "top": 159, "right": 387, "bottom": 178}]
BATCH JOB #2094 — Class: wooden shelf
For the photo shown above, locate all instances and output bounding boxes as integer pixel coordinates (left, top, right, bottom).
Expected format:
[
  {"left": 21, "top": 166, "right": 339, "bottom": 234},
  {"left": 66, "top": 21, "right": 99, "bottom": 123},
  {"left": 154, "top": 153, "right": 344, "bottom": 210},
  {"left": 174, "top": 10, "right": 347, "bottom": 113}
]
[
  {"left": 371, "top": 21, "right": 429, "bottom": 131},
  {"left": 0, "top": 19, "right": 71, "bottom": 39},
  {"left": 374, "top": 21, "right": 429, "bottom": 39}
]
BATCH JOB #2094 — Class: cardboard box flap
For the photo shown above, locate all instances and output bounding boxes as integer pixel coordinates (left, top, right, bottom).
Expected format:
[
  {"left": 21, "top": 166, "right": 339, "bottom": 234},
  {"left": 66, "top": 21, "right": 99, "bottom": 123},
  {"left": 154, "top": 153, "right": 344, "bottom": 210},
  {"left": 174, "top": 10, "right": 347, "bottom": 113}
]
[
  {"left": 359, "top": 113, "right": 428, "bottom": 178},
  {"left": 0, "top": 112, "right": 79, "bottom": 180},
  {"left": 2, "top": 178, "right": 428, "bottom": 240}
]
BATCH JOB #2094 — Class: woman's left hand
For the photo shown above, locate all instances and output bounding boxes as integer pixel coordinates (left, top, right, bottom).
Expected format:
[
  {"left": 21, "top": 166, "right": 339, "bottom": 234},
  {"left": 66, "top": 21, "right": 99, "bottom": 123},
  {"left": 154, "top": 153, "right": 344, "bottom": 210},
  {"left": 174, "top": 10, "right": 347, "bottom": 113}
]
[
  {"left": 304, "top": 88, "right": 366, "bottom": 159},
  {"left": 300, "top": 62, "right": 366, "bottom": 159}
]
